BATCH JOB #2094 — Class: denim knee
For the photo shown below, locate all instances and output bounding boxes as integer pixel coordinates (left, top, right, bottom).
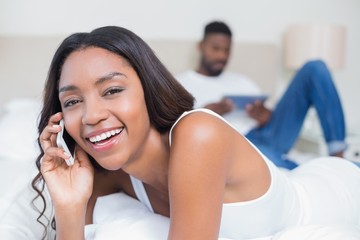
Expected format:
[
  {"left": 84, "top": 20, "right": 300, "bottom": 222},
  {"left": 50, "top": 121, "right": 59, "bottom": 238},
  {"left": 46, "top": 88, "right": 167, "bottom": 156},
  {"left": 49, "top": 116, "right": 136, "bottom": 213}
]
[{"left": 302, "top": 59, "right": 328, "bottom": 72}]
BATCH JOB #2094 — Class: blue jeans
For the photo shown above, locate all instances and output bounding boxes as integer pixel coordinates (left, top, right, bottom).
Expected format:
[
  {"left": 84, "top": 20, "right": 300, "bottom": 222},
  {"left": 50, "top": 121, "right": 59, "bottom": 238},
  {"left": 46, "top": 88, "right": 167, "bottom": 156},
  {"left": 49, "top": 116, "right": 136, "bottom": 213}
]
[{"left": 245, "top": 60, "right": 347, "bottom": 169}]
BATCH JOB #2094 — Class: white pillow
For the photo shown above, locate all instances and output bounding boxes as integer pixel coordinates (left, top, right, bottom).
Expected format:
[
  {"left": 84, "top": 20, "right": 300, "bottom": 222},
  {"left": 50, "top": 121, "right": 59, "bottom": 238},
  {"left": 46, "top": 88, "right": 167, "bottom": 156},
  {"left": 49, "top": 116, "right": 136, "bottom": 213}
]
[
  {"left": 85, "top": 192, "right": 170, "bottom": 240},
  {"left": 85, "top": 192, "right": 267, "bottom": 240},
  {"left": 0, "top": 98, "right": 42, "bottom": 161}
]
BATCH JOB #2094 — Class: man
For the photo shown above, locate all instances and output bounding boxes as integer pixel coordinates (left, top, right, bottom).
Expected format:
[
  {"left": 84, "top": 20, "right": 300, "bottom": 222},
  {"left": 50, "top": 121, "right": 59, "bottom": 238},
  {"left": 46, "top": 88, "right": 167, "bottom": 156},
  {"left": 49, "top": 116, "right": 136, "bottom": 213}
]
[{"left": 176, "top": 21, "right": 347, "bottom": 169}]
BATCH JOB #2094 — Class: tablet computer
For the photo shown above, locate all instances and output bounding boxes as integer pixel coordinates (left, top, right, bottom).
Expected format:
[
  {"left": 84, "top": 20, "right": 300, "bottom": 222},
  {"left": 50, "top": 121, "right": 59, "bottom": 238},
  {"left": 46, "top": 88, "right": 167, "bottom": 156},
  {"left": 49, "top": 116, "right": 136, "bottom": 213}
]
[{"left": 224, "top": 95, "right": 268, "bottom": 109}]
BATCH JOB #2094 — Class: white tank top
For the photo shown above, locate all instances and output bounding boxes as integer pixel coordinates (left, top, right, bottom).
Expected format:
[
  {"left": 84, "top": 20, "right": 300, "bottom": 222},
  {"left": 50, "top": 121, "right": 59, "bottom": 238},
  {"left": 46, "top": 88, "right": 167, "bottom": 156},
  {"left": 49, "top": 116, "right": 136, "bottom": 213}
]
[{"left": 130, "top": 109, "right": 360, "bottom": 239}]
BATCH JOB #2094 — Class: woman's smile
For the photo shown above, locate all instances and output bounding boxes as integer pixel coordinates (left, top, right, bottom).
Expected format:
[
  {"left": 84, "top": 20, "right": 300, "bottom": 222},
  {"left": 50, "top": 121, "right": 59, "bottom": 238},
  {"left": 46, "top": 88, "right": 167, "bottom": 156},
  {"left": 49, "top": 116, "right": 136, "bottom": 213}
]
[
  {"left": 87, "top": 127, "right": 124, "bottom": 152},
  {"left": 58, "top": 47, "right": 152, "bottom": 170}
]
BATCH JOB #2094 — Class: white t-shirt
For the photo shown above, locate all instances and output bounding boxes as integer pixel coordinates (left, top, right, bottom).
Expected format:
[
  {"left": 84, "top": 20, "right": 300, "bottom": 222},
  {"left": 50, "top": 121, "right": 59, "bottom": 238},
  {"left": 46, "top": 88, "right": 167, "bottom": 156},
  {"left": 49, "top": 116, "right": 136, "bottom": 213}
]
[{"left": 176, "top": 70, "right": 262, "bottom": 134}]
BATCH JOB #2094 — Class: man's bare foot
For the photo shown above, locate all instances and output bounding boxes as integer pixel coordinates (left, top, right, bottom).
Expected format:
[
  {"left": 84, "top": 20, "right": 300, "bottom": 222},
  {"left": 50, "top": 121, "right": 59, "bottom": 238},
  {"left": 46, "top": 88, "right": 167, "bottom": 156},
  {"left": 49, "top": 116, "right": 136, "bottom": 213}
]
[{"left": 332, "top": 151, "right": 344, "bottom": 158}]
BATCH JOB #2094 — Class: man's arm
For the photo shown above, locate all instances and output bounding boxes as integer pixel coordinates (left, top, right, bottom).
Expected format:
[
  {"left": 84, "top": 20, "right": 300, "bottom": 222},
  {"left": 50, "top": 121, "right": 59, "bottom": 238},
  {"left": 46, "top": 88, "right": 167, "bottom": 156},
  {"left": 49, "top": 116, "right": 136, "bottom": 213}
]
[{"left": 204, "top": 98, "right": 235, "bottom": 116}]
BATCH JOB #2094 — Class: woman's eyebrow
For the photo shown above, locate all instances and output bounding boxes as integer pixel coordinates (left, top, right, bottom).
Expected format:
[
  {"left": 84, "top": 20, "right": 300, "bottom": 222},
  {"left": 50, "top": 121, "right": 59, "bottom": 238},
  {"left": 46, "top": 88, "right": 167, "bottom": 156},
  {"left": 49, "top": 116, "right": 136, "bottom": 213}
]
[
  {"left": 96, "top": 72, "right": 126, "bottom": 85},
  {"left": 58, "top": 72, "right": 127, "bottom": 93},
  {"left": 59, "top": 85, "right": 78, "bottom": 93}
]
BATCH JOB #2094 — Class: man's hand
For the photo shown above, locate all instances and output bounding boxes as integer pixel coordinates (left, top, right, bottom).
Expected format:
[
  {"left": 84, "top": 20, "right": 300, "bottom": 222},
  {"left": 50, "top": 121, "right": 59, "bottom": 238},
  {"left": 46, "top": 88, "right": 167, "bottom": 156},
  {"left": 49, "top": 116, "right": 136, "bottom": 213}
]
[
  {"left": 204, "top": 98, "right": 235, "bottom": 116},
  {"left": 246, "top": 101, "right": 272, "bottom": 127}
]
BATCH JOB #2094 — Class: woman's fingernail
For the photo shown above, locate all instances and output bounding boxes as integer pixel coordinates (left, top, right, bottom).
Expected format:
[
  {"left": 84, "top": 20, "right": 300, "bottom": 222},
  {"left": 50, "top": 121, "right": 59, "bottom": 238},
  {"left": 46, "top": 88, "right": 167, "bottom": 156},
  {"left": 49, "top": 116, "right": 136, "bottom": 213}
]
[{"left": 64, "top": 151, "right": 71, "bottom": 158}]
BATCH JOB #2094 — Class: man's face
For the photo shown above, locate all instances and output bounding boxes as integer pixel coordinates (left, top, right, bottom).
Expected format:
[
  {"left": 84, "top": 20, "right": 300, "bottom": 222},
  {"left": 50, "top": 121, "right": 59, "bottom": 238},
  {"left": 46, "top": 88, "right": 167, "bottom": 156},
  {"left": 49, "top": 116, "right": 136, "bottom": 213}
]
[{"left": 199, "top": 33, "right": 231, "bottom": 76}]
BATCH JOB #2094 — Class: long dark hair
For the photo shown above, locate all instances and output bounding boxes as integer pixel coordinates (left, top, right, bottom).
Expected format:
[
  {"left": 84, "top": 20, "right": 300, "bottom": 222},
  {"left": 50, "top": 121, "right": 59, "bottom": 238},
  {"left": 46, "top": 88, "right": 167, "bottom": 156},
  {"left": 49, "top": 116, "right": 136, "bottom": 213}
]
[{"left": 31, "top": 26, "right": 194, "bottom": 238}]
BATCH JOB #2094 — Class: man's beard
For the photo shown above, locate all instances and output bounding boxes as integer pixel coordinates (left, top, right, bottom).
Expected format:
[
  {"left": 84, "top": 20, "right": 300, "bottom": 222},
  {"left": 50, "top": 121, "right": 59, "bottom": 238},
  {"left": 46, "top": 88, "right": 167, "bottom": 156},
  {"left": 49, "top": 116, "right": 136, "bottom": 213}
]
[{"left": 202, "top": 58, "right": 226, "bottom": 76}]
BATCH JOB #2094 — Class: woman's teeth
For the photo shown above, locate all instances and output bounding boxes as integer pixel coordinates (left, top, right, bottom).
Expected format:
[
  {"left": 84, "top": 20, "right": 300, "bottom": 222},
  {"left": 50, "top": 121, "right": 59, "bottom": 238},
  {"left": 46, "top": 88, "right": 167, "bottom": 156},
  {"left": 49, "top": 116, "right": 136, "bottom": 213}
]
[{"left": 89, "top": 128, "right": 122, "bottom": 143}]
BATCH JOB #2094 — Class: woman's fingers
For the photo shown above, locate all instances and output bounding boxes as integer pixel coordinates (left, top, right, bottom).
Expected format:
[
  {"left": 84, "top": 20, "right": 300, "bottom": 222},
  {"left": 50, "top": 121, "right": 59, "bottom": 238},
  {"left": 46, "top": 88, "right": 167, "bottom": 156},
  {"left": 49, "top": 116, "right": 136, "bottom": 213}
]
[
  {"left": 40, "top": 124, "right": 61, "bottom": 150},
  {"left": 39, "top": 112, "right": 62, "bottom": 150},
  {"left": 44, "top": 145, "right": 72, "bottom": 162},
  {"left": 39, "top": 112, "right": 76, "bottom": 171},
  {"left": 41, "top": 145, "right": 69, "bottom": 171}
]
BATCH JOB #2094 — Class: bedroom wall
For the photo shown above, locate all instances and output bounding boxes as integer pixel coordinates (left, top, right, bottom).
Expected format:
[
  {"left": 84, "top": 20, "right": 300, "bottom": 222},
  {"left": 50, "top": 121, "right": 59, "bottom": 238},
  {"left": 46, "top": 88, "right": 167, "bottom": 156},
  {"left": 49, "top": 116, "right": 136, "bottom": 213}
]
[{"left": 0, "top": 0, "right": 359, "bottom": 131}]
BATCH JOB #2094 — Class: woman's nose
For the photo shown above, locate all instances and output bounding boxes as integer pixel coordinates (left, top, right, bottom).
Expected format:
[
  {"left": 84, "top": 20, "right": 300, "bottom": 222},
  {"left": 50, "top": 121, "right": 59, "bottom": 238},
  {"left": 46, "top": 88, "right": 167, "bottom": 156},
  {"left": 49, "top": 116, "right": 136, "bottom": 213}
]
[{"left": 81, "top": 99, "right": 109, "bottom": 125}]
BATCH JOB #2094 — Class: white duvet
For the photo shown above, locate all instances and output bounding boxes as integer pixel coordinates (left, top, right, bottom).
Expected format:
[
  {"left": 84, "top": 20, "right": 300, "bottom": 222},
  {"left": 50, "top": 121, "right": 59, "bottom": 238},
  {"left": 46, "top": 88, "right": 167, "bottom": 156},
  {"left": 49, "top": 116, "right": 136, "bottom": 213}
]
[{"left": 85, "top": 192, "right": 360, "bottom": 240}]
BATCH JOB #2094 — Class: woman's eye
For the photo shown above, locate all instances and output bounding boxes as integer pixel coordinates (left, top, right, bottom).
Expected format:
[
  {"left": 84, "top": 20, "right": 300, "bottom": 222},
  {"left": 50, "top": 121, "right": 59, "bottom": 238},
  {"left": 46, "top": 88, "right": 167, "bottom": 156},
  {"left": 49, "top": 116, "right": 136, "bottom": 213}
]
[
  {"left": 64, "top": 99, "right": 81, "bottom": 108},
  {"left": 104, "top": 87, "right": 123, "bottom": 96}
]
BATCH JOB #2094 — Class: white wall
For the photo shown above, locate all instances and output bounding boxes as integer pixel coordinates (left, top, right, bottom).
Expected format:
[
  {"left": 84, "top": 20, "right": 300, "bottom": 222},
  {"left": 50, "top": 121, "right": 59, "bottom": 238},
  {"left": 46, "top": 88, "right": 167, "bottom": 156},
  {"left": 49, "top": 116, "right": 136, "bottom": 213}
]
[{"left": 1, "top": 0, "right": 359, "bottom": 131}]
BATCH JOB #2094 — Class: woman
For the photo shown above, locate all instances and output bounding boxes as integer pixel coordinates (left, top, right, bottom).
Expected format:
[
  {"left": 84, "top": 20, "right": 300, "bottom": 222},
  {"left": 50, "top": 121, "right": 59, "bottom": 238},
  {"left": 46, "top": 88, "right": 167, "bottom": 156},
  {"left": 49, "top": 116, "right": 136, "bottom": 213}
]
[{"left": 32, "top": 26, "right": 360, "bottom": 240}]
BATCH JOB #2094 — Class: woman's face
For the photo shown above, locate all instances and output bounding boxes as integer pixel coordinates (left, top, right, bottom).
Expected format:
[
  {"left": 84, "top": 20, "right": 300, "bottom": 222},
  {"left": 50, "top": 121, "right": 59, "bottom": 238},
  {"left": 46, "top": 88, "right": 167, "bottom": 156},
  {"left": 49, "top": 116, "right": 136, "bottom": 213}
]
[{"left": 58, "top": 47, "right": 151, "bottom": 170}]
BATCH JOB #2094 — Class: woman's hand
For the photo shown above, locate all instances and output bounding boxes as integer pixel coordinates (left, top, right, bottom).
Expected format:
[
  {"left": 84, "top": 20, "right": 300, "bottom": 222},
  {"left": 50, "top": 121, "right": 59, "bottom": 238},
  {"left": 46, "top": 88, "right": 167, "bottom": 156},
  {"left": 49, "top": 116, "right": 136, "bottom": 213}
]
[{"left": 39, "top": 112, "right": 94, "bottom": 208}]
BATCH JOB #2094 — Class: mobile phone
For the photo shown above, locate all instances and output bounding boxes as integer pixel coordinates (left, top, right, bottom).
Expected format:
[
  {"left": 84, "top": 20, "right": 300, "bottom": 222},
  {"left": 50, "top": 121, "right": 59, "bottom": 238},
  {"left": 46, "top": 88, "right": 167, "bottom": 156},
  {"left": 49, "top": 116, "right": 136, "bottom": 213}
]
[{"left": 56, "top": 119, "right": 75, "bottom": 166}]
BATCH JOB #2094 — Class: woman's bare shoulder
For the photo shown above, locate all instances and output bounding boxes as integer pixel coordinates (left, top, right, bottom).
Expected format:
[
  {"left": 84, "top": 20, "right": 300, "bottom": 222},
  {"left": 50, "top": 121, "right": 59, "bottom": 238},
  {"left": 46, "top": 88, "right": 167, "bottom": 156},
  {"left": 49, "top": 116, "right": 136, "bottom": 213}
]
[
  {"left": 169, "top": 110, "right": 238, "bottom": 170},
  {"left": 171, "top": 110, "right": 235, "bottom": 144}
]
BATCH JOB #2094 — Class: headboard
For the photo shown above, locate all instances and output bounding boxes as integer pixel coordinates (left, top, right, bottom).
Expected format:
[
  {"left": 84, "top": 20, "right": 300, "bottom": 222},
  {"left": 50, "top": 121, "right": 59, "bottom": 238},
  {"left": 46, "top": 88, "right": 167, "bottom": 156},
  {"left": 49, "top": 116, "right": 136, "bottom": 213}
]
[{"left": 0, "top": 36, "right": 278, "bottom": 106}]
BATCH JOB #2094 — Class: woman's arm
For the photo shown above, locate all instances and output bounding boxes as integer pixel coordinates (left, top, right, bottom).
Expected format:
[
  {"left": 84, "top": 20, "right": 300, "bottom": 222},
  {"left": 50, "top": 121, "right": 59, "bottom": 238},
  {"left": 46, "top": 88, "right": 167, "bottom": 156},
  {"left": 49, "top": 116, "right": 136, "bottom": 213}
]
[
  {"left": 44, "top": 146, "right": 94, "bottom": 240},
  {"left": 54, "top": 203, "right": 88, "bottom": 240},
  {"left": 168, "top": 112, "right": 235, "bottom": 239},
  {"left": 39, "top": 113, "right": 94, "bottom": 240}
]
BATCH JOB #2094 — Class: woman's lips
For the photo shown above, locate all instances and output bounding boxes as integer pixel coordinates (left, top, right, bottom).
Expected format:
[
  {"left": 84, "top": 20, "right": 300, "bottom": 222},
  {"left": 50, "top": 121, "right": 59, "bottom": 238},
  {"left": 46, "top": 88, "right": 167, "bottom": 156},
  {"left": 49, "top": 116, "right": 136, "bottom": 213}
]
[
  {"left": 89, "top": 128, "right": 123, "bottom": 143},
  {"left": 88, "top": 128, "right": 124, "bottom": 152}
]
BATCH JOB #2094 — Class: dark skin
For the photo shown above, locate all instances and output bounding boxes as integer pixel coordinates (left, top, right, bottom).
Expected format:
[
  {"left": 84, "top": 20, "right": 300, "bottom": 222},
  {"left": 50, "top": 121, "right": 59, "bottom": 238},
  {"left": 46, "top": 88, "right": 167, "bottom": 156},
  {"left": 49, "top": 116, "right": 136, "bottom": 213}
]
[
  {"left": 197, "top": 32, "right": 272, "bottom": 127},
  {"left": 86, "top": 169, "right": 170, "bottom": 224},
  {"left": 197, "top": 32, "right": 343, "bottom": 156},
  {"left": 41, "top": 48, "right": 269, "bottom": 239},
  {"left": 245, "top": 100, "right": 272, "bottom": 127}
]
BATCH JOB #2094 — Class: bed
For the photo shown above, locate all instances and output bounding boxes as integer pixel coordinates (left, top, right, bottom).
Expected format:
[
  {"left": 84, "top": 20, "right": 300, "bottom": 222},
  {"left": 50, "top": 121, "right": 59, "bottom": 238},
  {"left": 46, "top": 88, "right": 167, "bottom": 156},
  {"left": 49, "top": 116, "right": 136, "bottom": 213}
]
[{"left": 1, "top": 37, "right": 358, "bottom": 239}]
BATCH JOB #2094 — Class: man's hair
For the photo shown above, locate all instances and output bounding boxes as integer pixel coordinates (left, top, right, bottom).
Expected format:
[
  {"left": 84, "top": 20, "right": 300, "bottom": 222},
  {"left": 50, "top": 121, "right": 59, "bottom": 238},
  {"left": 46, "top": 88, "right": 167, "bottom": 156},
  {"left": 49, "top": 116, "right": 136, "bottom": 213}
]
[{"left": 203, "top": 21, "right": 232, "bottom": 39}]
